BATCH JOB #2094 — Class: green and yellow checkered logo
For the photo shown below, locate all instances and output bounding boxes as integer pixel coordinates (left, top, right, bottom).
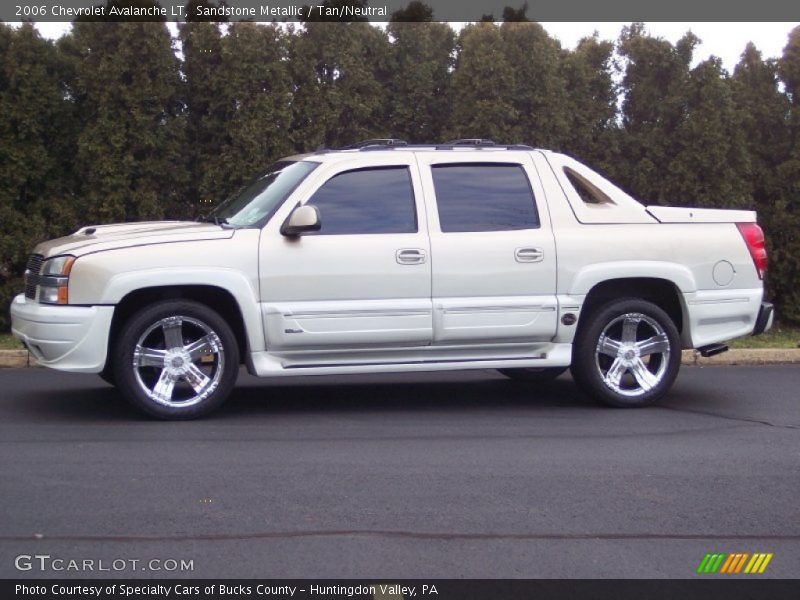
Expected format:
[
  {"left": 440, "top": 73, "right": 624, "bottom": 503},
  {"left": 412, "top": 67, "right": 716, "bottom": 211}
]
[{"left": 696, "top": 552, "right": 773, "bottom": 574}]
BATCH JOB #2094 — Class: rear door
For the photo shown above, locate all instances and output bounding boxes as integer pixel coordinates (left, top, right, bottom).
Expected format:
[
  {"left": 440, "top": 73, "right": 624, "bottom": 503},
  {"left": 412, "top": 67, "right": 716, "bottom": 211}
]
[{"left": 416, "top": 152, "right": 558, "bottom": 343}]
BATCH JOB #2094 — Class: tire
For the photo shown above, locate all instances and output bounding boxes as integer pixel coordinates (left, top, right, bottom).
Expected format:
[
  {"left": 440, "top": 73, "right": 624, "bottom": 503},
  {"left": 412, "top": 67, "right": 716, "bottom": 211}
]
[
  {"left": 570, "top": 297, "right": 681, "bottom": 408},
  {"left": 112, "top": 299, "right": 240, "bottom": 420},
  {"left": 497, "top": 367, "right": 568, "bottom": 382}
]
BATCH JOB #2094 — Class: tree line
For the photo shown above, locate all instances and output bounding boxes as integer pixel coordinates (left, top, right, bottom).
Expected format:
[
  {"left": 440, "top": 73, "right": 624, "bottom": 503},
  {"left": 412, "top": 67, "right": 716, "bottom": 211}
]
[{"left": 1, "top": 8, "right": 799, "bottom": 330}]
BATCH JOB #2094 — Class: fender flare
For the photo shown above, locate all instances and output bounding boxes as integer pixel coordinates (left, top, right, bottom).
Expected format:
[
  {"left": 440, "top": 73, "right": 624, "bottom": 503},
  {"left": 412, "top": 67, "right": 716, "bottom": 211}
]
[
  {"left": 568, "top": 261, "right": 697, "bottom": 296},
  {"left": 100, "top": 267, "right": 264, "bottom": 353}
]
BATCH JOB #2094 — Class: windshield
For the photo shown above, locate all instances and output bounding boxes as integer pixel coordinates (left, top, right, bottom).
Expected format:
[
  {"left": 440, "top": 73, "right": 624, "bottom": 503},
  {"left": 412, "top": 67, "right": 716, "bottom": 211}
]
[{"left": 206, "top": 160, "right": 319, "bottom": 227}]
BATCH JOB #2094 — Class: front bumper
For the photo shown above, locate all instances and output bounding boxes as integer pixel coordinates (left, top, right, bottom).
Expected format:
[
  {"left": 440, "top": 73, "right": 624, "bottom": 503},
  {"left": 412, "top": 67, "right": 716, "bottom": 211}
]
[
  {"left": 9, "top": 294, "right": 113, "bottom": 373},
  {"left": 752, "top": 302, "right": 774, "bottom": 336}
]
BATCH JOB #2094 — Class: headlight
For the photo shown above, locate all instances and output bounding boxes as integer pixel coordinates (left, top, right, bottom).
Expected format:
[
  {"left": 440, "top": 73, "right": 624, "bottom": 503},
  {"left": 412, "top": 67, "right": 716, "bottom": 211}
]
[
  {"left": 42, "top": 256, "right": 76, "bottom": 276},
  {"left": 37, "top": 255, "right": 76, "bottom": 305}
]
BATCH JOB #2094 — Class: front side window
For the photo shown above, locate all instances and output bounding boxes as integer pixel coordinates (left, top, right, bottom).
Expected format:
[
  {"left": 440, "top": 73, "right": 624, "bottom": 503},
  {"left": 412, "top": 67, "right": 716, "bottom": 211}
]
[
  {"left": 431, "top": 163, "right": 539, "bottom": 233},
  {"left": 208, "top": 160, "right": 319, "bottom": 228},
  {"left": 306, "top": 166, "right": 417, "bottom": 235}
]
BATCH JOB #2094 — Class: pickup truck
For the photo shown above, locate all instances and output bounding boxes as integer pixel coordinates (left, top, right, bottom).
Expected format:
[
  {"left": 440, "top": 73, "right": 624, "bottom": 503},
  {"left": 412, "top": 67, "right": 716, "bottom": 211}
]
[{"left": 9, "top": 139, "right": 774, "bottom": 419}]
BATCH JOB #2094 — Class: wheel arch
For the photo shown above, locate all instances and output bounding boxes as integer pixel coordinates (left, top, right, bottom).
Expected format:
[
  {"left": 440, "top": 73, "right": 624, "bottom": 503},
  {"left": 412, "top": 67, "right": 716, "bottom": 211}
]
[
  {"left": 577, "top": 277, "right": 688, "bottom": 343},
  {"left": 107, "top": 284, "right": 255, "bottom": 369}
]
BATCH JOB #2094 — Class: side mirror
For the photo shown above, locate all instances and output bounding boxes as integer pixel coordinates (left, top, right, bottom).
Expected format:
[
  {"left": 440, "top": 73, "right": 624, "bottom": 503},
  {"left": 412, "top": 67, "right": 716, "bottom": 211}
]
[{"left": 281, "top": 204, "right": 321, "bottom": 236}]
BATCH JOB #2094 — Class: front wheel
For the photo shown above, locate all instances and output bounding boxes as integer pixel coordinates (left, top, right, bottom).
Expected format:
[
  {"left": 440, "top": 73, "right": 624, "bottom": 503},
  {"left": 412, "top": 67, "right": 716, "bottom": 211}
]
[
  {"left": 112, "top": 300, "right": 240, "bottom": 420},
  {"left": 571, "top": 298, "right": 681, "bottom": 408}
]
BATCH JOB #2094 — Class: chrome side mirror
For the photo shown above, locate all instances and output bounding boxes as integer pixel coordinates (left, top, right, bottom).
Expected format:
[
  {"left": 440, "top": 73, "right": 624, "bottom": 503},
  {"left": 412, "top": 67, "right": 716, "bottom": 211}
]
[{"left": 281, "top": 204, "right": 321, "bottom": 236}]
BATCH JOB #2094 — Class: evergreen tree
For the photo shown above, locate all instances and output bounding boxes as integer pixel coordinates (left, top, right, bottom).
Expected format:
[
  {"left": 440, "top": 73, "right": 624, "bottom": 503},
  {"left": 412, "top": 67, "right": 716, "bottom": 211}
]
[
  {"left": 199, "top": 22, "right": 294, "bottom": 201},
  {"left": 662, "top": 57, "right": 751, "bottom": 208},
  {"left": 447, "top": 22, "right": 518, "bottom": 141},
  {"left": 499, "top": 21, "right": 570, "bottom": 147},
  {"left": 561, "top": 35, "right": 619, "bottom": 172},
  {"left": 0, "top": 24, "right": 77, "bottom": 330},
  {"left": 616, "top": 24, "right": 698, "bottom": 201},
  {"left": 619, "top": 26, "right": 751, "bottom": 209},
  {"left": 61, "top": 21, "right": 186, "bottom": 222},
  {"left": 387, "top": 19, "right": 455, "bottom": 142},
  {"left": 290, "top": 22, "right": 391, "bottom": 149},
  {"left": 733, "top": 43, "right": 794, "bottom": 319},
  {"left": 771, "top": 27, "right": 800, "bottom": 322},
  {"left": 779, "top": 25, "right": 800, "bottom": 109},
  {"left": 179, "top": 20, "right": 225, "bottom": 211}
]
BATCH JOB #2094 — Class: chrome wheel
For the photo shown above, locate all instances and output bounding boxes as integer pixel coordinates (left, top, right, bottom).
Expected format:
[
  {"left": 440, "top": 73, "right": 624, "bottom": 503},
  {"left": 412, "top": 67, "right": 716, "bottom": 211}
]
[
  {"left": 132, "top": 315, "right": 225, "bottom": 408},
  {"left": 594, "top": 312, "right": 671, "bottom": 397}
]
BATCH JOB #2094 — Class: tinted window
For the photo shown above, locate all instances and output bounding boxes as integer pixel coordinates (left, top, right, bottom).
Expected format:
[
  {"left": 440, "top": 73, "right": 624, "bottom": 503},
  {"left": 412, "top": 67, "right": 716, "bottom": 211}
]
[
  {"left": 431, "top": 164, "right": 539, "bottom": 232},
  {"left": 209, "top": 161, "right": 319, "bottom": 228},
  {"left": 307, "top": 167, "right": 417, "bottom": 235},
  {"left": 564, "top": 168, "right": 613, "bottom": 205}
]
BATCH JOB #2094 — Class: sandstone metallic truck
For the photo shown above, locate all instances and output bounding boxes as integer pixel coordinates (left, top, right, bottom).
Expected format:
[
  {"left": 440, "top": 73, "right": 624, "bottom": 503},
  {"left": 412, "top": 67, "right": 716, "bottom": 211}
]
[{"left": 10, "top": 139, "right": 774, "bottom": 419}]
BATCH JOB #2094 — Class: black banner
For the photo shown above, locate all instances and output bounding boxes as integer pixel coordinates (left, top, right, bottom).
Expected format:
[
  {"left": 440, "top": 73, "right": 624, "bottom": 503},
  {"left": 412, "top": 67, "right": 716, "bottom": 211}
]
[
  {"left": 4, "top": 580, "right": 800, "bottom": 600},
  {"left": 5, "top": 0, "right": 800, "bottom": 23}
]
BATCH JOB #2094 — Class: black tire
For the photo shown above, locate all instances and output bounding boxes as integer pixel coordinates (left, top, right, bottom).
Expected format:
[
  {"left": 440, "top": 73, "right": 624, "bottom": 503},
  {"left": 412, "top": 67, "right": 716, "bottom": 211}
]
[
  {"left": 497, "top": 367, "right": 568, "bottom": 382},
  {"left": 112, "top": 299, "right": 239, "bottom": 420},
  {"left": 570, "top": 297, "right": 681, "bottom": 408}
]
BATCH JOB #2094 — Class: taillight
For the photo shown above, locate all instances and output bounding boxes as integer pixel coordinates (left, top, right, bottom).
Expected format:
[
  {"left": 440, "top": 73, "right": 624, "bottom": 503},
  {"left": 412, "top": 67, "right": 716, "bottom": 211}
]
[{"left": 736, "top": 223, "right": 767, "bottom": 280}]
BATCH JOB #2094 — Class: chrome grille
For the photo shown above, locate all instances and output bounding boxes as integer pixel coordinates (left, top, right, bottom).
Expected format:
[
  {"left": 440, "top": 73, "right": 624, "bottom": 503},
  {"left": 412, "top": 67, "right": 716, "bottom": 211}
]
[{"left": 24, "top": 254, "right": 44, "bottom": 299}]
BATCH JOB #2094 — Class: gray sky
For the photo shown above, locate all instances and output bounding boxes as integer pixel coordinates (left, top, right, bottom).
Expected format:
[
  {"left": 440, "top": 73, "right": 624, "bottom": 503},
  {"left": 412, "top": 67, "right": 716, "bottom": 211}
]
[{"left": 30, "top": 21, "right": 800, "bottom": 73}]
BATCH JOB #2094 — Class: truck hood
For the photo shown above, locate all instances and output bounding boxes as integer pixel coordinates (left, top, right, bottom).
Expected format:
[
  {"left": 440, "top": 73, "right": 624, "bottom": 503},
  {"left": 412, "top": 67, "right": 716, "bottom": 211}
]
[
  {"left": 33, "top": 221, "right": 236, "bottom": 258},
  {"left": 646, "top": 206, "right": 756, "bottom": 223}
]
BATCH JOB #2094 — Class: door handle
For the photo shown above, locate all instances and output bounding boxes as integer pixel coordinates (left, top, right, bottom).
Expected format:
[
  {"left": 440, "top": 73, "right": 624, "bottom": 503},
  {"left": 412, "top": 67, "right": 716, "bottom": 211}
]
[
  {"left": 515, "top": 247, "right": 544, "bottom": 263},
  {"left": 396, "top": 248, "right": 427, "bottom": 265}
]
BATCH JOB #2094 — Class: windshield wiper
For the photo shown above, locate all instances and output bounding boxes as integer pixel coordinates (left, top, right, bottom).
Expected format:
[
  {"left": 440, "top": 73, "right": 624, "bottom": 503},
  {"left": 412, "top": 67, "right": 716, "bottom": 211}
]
[{"left": 198, "top": 214, "right": 234, "bottom": 228}]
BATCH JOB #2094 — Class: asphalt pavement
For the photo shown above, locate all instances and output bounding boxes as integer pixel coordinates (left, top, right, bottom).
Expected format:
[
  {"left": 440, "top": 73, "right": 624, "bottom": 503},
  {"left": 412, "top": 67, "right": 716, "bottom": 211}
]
[{"left": 0, "top": 365, "right": 798, "bottom": 579}]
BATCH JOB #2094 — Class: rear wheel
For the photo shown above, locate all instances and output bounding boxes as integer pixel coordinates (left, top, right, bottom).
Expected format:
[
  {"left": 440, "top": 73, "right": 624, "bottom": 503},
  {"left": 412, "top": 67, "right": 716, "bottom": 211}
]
[
  {"left": 112, "top": 300, "right": 239, "bottom": 420},
  {"left": 497, "top": 367, "right": 567, "bottom": 382},
  {"left": 571, "top": 298, "right": 681, "bottom": 407}
]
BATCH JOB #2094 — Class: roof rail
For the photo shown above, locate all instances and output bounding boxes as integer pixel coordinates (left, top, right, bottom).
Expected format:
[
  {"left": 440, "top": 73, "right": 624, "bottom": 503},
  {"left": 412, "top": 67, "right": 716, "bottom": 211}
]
[
  {"left": 444, "top": 138, "right": 497, "bottom": 147},
  {"left": 341, "top": 138, "right": 408, "bottom": 150},
  {"left": 314, "top": 139, "right": 537, "bottom": 153}
]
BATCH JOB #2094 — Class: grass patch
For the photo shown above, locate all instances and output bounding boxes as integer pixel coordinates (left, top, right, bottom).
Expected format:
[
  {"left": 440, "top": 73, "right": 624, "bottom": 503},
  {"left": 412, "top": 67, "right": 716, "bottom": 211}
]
[
  {"left": 0, "top": 334, "right": 23, "bottom": 350},
  {"left": 728, "top": 323, "right": 800, "bottom": 349}
]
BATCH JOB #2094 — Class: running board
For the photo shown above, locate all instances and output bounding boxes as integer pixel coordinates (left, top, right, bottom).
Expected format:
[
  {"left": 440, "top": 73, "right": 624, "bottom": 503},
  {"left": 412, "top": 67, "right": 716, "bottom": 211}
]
[
  {"left": 247, "top": 344, "right": 573, "bottom": 377},
  {"left": 697, "top": 343, "right": 729, "bottom": 358}
]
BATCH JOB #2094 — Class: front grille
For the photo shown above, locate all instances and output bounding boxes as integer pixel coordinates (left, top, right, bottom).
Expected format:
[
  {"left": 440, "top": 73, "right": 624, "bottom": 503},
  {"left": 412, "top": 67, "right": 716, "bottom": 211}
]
[{"left": 24, "top": 254, "right": 44, "bottom": 299}]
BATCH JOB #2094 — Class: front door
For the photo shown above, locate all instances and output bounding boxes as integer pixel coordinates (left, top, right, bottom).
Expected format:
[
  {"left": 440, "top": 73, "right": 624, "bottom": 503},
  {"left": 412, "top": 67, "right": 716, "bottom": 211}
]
[
  {"left": 258, "top": 155, "right": 432, "bottom": 355},
  {"left": 416, "top": 152, "right": 558, "bottom": 344}
]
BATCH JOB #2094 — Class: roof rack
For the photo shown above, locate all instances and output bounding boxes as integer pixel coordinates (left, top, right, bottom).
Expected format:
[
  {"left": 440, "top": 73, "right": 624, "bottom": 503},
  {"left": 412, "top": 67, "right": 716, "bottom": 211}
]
[
  {"left": 444, "top": 138, "right": 497, "bottom": 146},
  {"left": 340, "top": 138, "right": 408, "bottom": 150},
  {"left": 316, "top": 139, "right": 537, "bottom": 153}
]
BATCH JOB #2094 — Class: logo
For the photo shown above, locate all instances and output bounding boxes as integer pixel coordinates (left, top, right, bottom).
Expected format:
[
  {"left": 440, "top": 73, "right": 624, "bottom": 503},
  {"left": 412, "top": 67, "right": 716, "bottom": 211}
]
[{"left": 696, "top": 552, "right": 773, "bottom": 574}]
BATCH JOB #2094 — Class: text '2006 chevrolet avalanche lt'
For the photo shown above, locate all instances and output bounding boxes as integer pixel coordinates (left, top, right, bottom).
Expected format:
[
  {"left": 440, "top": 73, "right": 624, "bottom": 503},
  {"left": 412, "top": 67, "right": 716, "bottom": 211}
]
[{"left": 10, "top": 139, "right": 774, "bottom": 419}]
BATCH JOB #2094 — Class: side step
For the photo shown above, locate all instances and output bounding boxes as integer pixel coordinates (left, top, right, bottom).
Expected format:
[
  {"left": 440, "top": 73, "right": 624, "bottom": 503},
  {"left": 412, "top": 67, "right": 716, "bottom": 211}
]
[{"left": 697, "top": 343, "right": 729, "bottom": 358}]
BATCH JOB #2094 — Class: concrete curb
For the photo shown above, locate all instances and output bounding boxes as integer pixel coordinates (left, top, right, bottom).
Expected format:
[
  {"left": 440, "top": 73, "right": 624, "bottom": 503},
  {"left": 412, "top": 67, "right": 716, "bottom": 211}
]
[
  {"left": 681, "top": 348, "right": 800, "bottom": 366},
  {"left": 1, "top": 348, "right": 799, "bottom": 369},
  {"left": 0, "top": 349, "right": 35, "bottom": 368}
]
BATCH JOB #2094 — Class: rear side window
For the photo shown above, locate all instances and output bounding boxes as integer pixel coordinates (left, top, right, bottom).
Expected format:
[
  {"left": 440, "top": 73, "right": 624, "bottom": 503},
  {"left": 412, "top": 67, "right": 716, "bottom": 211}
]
[
  {"left": 307, "top": 166, "right": 417, "bottom": 235},
  {"left": 564, "top": 167, "right": 614, "bottom": 205},
  {"left": 431, "top": 163, "right": 539, "bottom": 232}
]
